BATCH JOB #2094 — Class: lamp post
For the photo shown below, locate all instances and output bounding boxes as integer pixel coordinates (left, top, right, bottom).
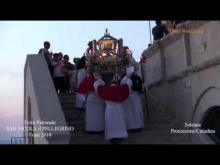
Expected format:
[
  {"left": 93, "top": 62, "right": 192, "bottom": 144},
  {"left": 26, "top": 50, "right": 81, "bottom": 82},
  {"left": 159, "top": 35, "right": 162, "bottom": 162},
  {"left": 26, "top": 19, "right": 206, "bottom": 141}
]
[{"left": 149, "top": 21, "right": 152, "bottom": 44}]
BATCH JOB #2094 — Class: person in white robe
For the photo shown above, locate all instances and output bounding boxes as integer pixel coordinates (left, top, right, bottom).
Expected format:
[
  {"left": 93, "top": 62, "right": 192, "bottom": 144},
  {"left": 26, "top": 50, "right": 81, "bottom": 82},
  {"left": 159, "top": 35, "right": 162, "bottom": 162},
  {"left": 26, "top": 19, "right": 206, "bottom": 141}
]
[
  {"left": 85, "top": 73, "right": 105, "bottom": 132},
  {"left": 105, "top": 99, "right": 128, "bottom": 140},
  {"left": 69, "top": 68, "right": 77, "bottom": 92},
  {"left": 120, "top": 66, "right": 144, "bottom": 130},
  {"left": 97, "top": 78, "right": 129, "bottom": 141},
  {"left": 75, "top": 56, "right": 87, "bottom": 108}
]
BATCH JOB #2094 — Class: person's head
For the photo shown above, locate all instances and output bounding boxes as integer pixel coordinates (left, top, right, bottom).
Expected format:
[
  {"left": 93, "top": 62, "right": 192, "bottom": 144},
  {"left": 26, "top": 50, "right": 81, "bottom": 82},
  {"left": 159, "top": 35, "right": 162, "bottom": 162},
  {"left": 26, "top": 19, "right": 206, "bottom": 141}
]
[
  {"left": 63, "top": 55, "right": 69, "bottom": 62},
  {"left": 53, "top": 53, "right": 59, "bottom": 61},
  {"left": 88, "top": 41, "right": 93, "bottom": 48},
  {"left": 123, "top": 46, "right": 129, "bottom": 55},
  {"left": 155, "top": 20, "right": 161, "bottom": 25},
  {"left": 58, "top": 52, "right": 63, "bottom": 61},
  {"left": 126, "top": 49, "right": 133, "bottom": 56},
  {"left": 76, "top": 56, "right": 86, "bottom": 70},
  {"left": 44, "top": 41, "right": 50, "bottom": 50},
  {"left": 73, "top": 58, "right": 80, "bottom": 65}
]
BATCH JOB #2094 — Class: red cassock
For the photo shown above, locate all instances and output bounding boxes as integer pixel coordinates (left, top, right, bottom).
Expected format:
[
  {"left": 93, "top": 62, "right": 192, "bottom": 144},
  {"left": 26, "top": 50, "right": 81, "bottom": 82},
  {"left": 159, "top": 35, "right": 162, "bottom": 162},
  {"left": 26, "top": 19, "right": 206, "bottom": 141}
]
[
  {"left": 97, "top": 84, "right": 129, "bottom": 102},
  {"left": 77, "top": 76, "right": 96, "bottom": 94}
]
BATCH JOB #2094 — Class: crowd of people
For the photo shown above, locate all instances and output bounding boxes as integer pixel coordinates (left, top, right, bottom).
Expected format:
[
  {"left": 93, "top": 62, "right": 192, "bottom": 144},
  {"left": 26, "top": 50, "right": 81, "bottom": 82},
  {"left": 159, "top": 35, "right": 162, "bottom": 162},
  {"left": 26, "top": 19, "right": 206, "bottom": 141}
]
[
  {"left": 38, "top": 41, "right": 79, "bottom": 93},
  {"left": 38, "top": 41, "right": 144, "bottom": 143}
]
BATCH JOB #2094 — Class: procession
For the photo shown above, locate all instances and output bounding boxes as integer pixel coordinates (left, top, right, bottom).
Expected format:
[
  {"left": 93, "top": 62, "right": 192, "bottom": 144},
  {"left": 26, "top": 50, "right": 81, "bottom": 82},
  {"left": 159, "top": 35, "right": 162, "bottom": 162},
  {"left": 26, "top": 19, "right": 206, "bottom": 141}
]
[
  {"left": 72, "top": 30, "right": 145, "bottom": 142},
  {"left": 6, "top": 20, "right": 218, "bottom": 145},
  {"left": 39, "top": 29, "right": 145, "bottom": 143}
]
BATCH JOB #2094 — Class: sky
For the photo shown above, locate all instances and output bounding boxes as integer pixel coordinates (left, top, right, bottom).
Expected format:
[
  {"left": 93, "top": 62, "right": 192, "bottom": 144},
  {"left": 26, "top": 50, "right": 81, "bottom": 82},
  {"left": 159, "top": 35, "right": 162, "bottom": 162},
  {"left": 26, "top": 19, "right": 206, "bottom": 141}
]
[{"left": 0, "top": 21, "right": 155, "bottom": 143}]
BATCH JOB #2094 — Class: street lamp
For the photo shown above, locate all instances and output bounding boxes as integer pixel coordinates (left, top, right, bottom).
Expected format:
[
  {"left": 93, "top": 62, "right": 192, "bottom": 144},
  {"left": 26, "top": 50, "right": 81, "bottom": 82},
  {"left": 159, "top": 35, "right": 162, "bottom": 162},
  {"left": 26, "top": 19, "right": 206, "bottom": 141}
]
[{"left": 149, "top": 20, "right": 152, "bottom": 44}]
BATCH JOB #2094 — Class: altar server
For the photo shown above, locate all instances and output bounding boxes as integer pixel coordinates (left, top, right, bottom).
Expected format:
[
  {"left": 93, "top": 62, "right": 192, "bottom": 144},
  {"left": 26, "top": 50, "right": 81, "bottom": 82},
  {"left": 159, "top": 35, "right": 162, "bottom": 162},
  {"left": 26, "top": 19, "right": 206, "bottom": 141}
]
[
  {"left": 77, "top": 69, "right": 105, "bottom": 132},
  {"left": 97, "top": 80, "right": 129, "bottom": 141},
  {"left": 120, "top": 66, "right": 144, "bottom": 130},
  {"left": 75, "top": 56, "right": 87, "bottom": 108}
]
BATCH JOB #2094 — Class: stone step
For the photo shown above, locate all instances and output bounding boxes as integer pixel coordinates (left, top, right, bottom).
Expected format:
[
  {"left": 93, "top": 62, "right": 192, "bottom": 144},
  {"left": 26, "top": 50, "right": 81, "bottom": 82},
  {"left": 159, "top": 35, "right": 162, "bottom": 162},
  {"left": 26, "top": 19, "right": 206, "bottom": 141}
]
[
  {"left": 124, "top": 129, "right": 189, "bottom": 143},
  {"left": 65, "top": 116, "right": 172, "bottom": 131},
  {"left": 148, "top": 106, "right": 161, "bottom": 111},
  {"left": 60, "top": 99, "right": 75, "bottom": 104},
  {"left": 64, "top": 111, "right": 84, "bottom": 116},
  {"left": 66, "top": 119, "right": 85, "bottom": 124},
  {"left": 144, "top": 123, "right": 173, "bottom": 130},
  {"left": 59, "top": 93, "right": 75, "bottom": 96},
  {"left": 63, "top": 115, "right": 85, "bottom": 122},
  {"left": 64, "top": 116, "right": 189, "bottom": 144},
  {"left": 63, "top": 111, "right": 85, "bottom": 118},
  {"left": 66, "top": 117, "right": 172, "bottom": 128},
  {"left": 148, "top": 114, "right": 171, "bottom": 119},
  {"left": 59, "top": 98, "right": 75, "bottom": 104},
  {"left": 68, "top": 129, "right": 189, "bottom": 144},
  {"left": 63, "top": 109, "right": 85, "bottom": 114},
  {"left": 59, "top": 94, "right": 75, "bottom": 97},
  {"left": 66, "top": 120, "right": 83, "bottom": 125},
  {"left": 64, "top": 116, "right": 85, "bottom": 122},
  {"left": 63, "top": 109, "right": 83, "bottom": 114},
  {"left": 59, "top": 98, "right": 75, "bottom": 102},
  {"left": 70, "top": 135, "right": 110, "bottom": 144},
  {"left": 145, "top": 117, "right": 172, "bottom": 124},
  {"left": 59, "top": 94, "right": 76, "bottom": 98},
  {"left": 149, "top": 112, "right": 170, "bottom": 118},
  {"left": 58, "top": 93, "right": 76, "bottom": 96},
  {"left": 67, "top": 122, "right": 173, "bottom": 133},
  {"left": 66, "top": 118, "right": 85, "bottom": 127},
  {"left": 122, "top": 136, "right": 189, "bottom": 144},
  {"left": 59, "top": 93, "right": 189, "bottom": 144},
  {"left": 61, "top": 104, "right": 76, "bottom": 110}
]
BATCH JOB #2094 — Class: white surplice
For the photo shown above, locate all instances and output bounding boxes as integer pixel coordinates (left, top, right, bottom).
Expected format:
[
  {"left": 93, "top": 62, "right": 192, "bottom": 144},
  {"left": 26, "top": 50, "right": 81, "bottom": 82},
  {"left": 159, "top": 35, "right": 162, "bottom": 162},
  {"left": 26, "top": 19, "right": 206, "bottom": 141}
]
[
  {"left": 75, "top": 68, "right": 87, "bottom": 108},
  {"left": 85, "top": 79, "right": 105, "bottom": 132},
  {"left": 104, "top": 101, "right": 128, "bottom": 140},
  {"left": 120, "top": 76, "right": 144, "bottom": 129}
]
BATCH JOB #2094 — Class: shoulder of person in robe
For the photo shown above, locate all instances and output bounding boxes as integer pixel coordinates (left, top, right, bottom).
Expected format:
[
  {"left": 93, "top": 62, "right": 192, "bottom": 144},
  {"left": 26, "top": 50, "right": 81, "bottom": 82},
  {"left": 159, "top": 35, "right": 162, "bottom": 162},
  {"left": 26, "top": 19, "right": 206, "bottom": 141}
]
[
  {"left": 79, "top": 68, "right": 87, "bottom": 73},
  {"left": 97, "top": 78, "right": 105, "bottom": 85},
  {"left": 124, "top": 76, "right": 132, "bottom": 90},
  {"left": 94, "top": 79, "right": 105, "bottom": 88},
  {"left": 120, "top": 75, "right": 127, "bottom": 85}
]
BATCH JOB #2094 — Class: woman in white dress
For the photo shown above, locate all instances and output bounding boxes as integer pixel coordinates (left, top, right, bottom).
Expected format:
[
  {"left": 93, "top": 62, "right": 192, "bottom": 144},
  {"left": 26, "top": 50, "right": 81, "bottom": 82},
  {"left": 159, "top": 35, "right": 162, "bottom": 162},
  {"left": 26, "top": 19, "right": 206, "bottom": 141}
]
[
  {"left": 121, "top": 66, "right": 144, "bottom": 130},
  {"left": 75, "top": 56, "right": 87, "bottom": 108}
]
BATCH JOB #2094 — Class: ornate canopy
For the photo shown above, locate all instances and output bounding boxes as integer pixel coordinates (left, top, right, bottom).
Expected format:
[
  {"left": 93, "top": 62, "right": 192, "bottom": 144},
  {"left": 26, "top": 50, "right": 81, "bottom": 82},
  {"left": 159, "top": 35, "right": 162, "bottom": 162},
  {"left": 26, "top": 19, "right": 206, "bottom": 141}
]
[{"left": 85, "top": 29, "right": 131, "bottom": 84}]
